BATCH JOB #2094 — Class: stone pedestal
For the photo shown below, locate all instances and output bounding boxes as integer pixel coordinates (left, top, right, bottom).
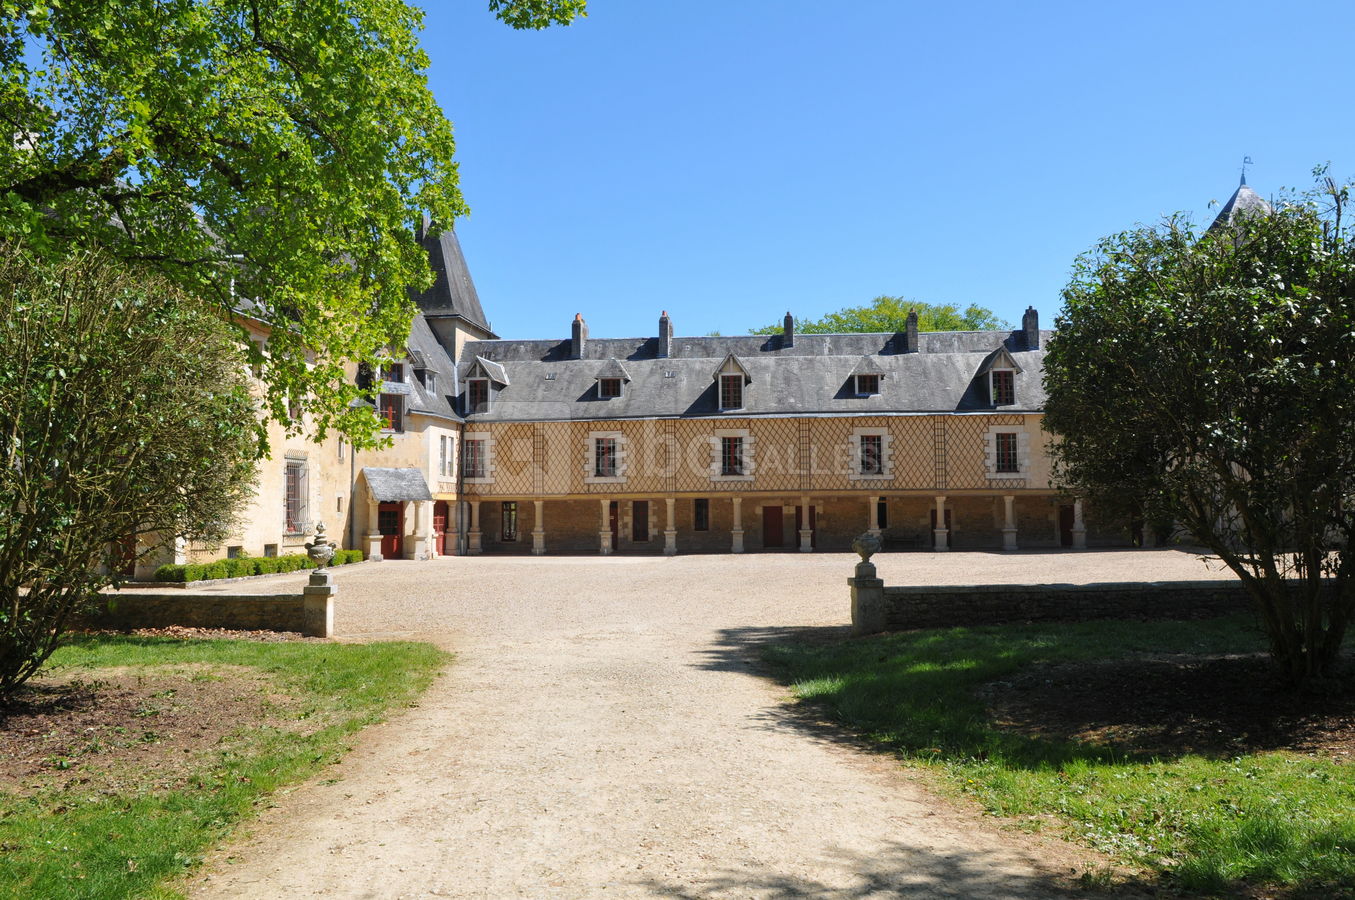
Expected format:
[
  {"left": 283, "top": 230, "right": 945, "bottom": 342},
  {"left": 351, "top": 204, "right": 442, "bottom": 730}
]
[
  {"left": 849, "top": 559, "right": 886, "bottom": 636},
  {"left": 302, "top": 570, "right": 336, "bottom": 638},
  {"left": 365, "top": 531, "right": 383, "bottom": 562}
]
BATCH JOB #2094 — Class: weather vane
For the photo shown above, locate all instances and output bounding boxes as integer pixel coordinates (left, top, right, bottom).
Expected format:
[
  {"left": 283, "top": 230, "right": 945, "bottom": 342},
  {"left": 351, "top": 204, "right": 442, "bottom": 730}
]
[{"left": 1241, "top": 155, "right": 1253, "bottom": 185}]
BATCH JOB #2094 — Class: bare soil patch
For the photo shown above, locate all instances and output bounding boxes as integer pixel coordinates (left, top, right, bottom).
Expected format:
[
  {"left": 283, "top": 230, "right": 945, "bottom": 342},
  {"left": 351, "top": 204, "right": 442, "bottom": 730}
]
[
  {"left": 0, "top": 628, "right": 312, "bottom": 796},
  {"left": 981, "top": 654, "right": 1355, "bottom": 760}
]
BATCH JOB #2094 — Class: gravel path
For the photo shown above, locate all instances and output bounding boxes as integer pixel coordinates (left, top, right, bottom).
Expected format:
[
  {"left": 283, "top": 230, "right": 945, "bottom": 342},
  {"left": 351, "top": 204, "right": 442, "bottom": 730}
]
[{"left": 188, "top": 549, "right": 1234, "bottom": 899}]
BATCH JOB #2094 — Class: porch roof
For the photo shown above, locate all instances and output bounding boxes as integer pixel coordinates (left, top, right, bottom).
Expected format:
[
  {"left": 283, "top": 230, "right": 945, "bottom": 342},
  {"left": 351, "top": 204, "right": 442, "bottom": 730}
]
[{"left": 363, "top": 467, "right": 433, "bottom": 502}]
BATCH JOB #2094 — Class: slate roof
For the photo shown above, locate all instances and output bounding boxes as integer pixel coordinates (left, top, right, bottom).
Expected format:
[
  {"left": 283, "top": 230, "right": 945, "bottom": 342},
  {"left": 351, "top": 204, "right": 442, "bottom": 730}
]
[
  {"left": 458, "top": 330, "right": 1050, "bottom": 422},
  {"left": 412, "top": 219, "right": 496, "bottom": 337},
  {"left": 362, "top": 467, "right": 433, "bottom": 502},
  {"left": 402, "top": 313, "right": 464, "bottom": 422},
  {"left": 1208, "top": 177, "right": 1272, "bottom": 233}
]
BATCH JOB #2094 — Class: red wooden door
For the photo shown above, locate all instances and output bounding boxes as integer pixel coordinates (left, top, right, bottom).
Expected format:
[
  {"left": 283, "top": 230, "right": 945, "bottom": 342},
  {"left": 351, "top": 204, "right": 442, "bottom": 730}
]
[
  {"left": 378, "top": 502, "right": 403, "bottom": 559},
  {"left": 433, "top": 501, "right": 449, "bottom": 555},
  {"left": 762, "top": 506, "right": 784, "bottom": 548}
]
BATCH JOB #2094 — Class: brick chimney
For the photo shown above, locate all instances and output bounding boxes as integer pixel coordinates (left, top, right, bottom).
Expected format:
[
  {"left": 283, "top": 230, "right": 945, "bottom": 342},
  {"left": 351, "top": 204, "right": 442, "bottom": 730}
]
[
  {"left": 1022, "top": 306, "right": 1039, "bottom": 350},
  {"left": 783, "top": 312, "right": 795, "bottom": 348},
  {"left": 902, "top": 309, "right": 919, "bottom": 353},
  {"left": 571, "top": 313, "right": 588, "bottom": 359},
  {"left": 658, "top": 310, "right": 673, "bottom": 358}
]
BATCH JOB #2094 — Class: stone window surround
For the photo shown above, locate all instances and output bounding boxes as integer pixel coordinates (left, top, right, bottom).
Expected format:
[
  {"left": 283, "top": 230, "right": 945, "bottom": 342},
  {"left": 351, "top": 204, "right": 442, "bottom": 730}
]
[
  {"left": 984, "top": 424, "right": 1029, "bottom": 479},
  {"left": 584, "top": 430, "right": 628, "bottom": 484},
  {"left": 848, "top": 426, "right": 893, "bottom": 481},
  {"left": 463, "top": 431, "right": 494, "bottom": 484},
  {"left": 709, "top": 428, "right": 755, "bottom": 482}
]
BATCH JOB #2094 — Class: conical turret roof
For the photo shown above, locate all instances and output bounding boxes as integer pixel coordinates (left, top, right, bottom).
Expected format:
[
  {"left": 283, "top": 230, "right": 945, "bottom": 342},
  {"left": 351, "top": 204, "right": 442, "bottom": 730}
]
[
  {"left": 411, "top": 217, "right": 495, "bottom": 337},
  {"left": 1207, "top": 175, "right": 1272, "bottom": 234}
]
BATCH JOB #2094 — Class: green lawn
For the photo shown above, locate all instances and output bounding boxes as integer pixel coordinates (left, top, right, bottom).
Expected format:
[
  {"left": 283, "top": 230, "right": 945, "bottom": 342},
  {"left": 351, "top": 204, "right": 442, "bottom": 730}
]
[
  {"left": 0, "top": 635, "right": 448, "bottom": 900},
  {"left": 763, "top": 616, "right": 1355, "bottom": 895}
]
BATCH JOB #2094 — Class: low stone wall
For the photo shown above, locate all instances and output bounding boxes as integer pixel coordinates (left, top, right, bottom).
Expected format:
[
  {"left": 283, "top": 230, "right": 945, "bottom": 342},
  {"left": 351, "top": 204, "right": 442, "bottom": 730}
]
[
  {"left": 83, "top": 587, "right": 334, "bottom": 638},
  {"left": 873, "top": 580, "right": 1254, "bottom": 632}
]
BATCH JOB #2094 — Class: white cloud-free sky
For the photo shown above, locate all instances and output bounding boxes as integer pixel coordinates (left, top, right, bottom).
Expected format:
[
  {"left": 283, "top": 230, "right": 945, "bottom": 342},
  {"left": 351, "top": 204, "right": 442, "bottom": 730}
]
[{"left": 422, "top": 0, "right": 1353, "bottom": 339}]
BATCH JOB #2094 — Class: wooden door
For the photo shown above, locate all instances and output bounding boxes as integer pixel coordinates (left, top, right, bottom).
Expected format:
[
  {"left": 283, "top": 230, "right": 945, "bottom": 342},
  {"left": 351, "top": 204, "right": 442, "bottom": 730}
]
[
  {"left": 378, "top": 502, "right": 403, "bottom": 559},
  {"left": 1059, "top": 505, "right": 1074, "bottom": 547},
  {"left": 929, "top": 508, "right": 953, "bottom": 548},
  {"left": 762, "top": 506, "right": 784, "bottom": 548},
  {"left": 794, "top": 505, "right": 818, "bottom": 549},
  {"left": 433, "top": 501, "right": 450, "bottom": 555},
  {"left": 632, "top": 500, "right": 649, "bottom": 542}
]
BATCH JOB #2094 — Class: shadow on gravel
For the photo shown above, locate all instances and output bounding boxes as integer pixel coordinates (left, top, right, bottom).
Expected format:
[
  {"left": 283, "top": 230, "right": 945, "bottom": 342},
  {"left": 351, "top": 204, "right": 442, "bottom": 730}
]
[{"left": 634, "top": 837, "right": 1153, "bottom": 898}]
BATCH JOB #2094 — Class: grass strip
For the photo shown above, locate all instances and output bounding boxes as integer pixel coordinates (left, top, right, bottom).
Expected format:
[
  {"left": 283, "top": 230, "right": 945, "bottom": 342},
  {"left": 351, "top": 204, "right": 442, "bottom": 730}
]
[
  {"left": 763, "top": 615, "right": 1355, "bottom": 895},
  {"left": 0, "top": 635, "right": 448, "bottom": 900}
]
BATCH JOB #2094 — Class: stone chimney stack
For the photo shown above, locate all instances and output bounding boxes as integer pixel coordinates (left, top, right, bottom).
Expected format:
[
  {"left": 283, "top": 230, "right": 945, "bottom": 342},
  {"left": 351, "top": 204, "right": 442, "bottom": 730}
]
[
  {"left": 571, "top": 313, "right": 588, "bottom": 359},
  {"left": 903, "top": 309, "right": 919, "bottom": 353},
  {"left": 783, "top": 312, "right": 795, "bottom": 348},
  {"left": 658, "top": 310, "right": 673, "bottom": 359},
  {"left": 1022, "top": 306, "right": 1039, "bottom": 350}
]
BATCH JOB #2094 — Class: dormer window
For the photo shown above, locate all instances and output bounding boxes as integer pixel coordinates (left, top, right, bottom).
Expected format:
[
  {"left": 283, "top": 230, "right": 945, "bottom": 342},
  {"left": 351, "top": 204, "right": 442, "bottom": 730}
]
[
  {"left": 599, "top": 377, "right": 622, "bottom": 399},
  {"left": 719, "top": 374, "right": 743, "bottom": 410},
  {"left": 381, "top": 363, "right": 404, "bottom": 384},
  {"left": 856, "top": 374, "right": 880, "bottom": 395},
  {"left": 991, "top": 369, "right": 1015, "bottom": 406},
  {"left": 378, "top": 393, "right": 404, "bottom": 432},
  {"left": 594, "top": 359, "right": 632, "bottom": 400},
  {"left": 467, "top": 378, "right": 489, "bottom": 414}
]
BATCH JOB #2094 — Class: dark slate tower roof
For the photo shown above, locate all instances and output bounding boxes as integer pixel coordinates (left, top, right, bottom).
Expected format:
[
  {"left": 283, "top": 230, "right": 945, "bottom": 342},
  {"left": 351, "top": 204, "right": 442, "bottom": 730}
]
[
  {"left": 1208, "top": 175, "right": 1272, "bottom": 234},
  {"left": 412, "top": 218, "right": 496, "bottom": 337}
]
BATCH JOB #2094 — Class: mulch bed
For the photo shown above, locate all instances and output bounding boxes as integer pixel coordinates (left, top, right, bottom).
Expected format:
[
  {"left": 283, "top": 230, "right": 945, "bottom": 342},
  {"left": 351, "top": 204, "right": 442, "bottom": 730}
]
[
  {"left": 0, "top": 627, "right": 313, "bottom": 795},
  {"left": 980, "top": 654, "right": 1355, "bottom": 760}
]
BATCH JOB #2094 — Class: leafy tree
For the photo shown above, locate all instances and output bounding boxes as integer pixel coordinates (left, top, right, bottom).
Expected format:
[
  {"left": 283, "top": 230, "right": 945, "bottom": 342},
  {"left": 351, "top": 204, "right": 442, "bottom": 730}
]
[
  {"left": 0, "top": 245, "right": 260, "bottom": 696},
  {"left": 0, "top": 0, "right": 584, "bottom": 447},
  {"left": 1043, "top": 177, "right": 1355, "bottom": 688},
  {"left": 753, "top": 296, "right": 1009, "bottom": 335}
]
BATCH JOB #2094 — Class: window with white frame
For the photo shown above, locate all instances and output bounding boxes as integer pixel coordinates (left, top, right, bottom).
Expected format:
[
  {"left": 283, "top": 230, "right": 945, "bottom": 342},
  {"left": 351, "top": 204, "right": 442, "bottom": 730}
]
[
  {"left": 985, "top": 426, "right": 1029, "bottom": 478},
  {"left": 855, "top": 373, "right": 881, "bottom": 395},
  {"left": 598, "top": 377, "right": 622, "bottom": 399},
  {"left": 849, "top": 427, "right": 891, "bottom": 480},
  {"left": 990, "top": 369, "right": 1015, "bottom": 406},
  {"left": 438, "top": 434, "right": 452, "bottom": 478},
  {"left": 585, "top": 431, "right": 626, "bottom": 483},
  {"left": 710, "top": 429, "right": 754, "bottom": 480},
  {"left": 463, "top": 434, "right": 492, "bottom": 482},
  {"left": 719, "top": 374, "right": 744, "bottom": 410},
  {"left": 467, "top": 378, "right": 489, "bottom": 415}
]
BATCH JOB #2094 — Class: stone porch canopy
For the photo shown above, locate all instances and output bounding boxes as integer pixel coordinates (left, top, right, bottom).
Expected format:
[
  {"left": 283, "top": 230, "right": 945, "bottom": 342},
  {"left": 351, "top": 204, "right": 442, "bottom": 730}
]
[{"left": 362, "top": 467, "right": 433, "bottom": 502}]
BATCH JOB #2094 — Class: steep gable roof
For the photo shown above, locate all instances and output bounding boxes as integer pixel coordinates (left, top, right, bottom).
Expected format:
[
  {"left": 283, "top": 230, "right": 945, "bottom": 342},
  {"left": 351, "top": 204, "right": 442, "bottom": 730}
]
[{"left": 412, "top": 218, "right": 495, "bottom": 336}]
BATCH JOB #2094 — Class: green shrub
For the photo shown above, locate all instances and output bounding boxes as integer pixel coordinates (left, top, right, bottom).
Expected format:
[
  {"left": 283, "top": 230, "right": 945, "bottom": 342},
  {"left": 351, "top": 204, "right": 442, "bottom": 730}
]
[
  {"left": 348, "top": 549, "right": 364, "bottom": 563},
  {"left": 182, "top": 564, "right": 206, "bottom": 583},
  {"left": 225, "top": 558, "right": 253, "bottom": 578},
  {"left": 253, "top": 557, "right": 277, "bottom": 576},
  {"left": 152, "top": 564, "right": 186, "bottom": 582},
  {"left": 202, "top": 561, "right": 228, "bottom": 581}
]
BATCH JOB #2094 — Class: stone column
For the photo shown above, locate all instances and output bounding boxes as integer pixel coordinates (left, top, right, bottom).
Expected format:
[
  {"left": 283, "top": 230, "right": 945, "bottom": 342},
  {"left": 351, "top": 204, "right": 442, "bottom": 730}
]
[
  {"left": 933, "top": 495, "right": 949, "bottom": 552},
  {"left": 411, "top": 499, "right": 433, "bottom": 560},
  {"left": 1002, "top": 495, "right": 1018, "bottom": 551},
  {"left": 467, "top": 500, "right": 482, "bottom": 555},
  {"left": 731, "top": 496, "right": 744, "bottom": 553},
  {"left": 302, "top": 569, "right": 336, "bottom": 638},
  {"left": 867, "top": 496, "right": 881, "bottom": 538},
  {"left": 849, "top": 534, "right": 886, "bottom": 636},
  {"left": 663, "top": 497, "right": 677, "bottom": 556},
  {"left": 799, "top": 496, "right": 813, "bottom": 553},
  {"left": 1072, "top": 499, "right": 1087, "bottom": 550},
  {"left": 366, "top": 498, "right": 383, "bottom": 561},
  {"left": 599, "top": 497, "right": 613, "bottom": 555},
  {"left": 531, "top": 499, "right": 546, "bottom": 555}
]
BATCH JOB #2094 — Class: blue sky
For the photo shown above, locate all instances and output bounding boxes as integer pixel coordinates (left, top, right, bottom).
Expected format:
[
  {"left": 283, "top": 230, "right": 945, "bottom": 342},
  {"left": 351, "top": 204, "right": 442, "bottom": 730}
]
[{"left": 422, "top": 1, "right": 1353, "bottom": 340}]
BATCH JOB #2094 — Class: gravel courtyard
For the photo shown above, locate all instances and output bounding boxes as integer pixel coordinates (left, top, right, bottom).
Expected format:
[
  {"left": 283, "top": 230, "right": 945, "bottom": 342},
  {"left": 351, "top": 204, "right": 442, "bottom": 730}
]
[{"left": 189, "top": 549, "right": 1236, "bottom": 899}]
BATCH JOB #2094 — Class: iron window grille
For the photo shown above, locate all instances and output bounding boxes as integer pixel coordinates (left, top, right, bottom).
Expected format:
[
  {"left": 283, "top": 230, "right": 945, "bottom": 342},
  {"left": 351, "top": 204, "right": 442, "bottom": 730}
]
[{"left": 284, "top": 461, "right": 309, "bottom": 534}]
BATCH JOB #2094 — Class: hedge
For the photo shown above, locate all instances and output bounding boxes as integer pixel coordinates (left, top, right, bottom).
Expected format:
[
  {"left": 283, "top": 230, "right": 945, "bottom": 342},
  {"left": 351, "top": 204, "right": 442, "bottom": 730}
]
[{"left": 153, "top": 548, "right": 363, "bottom": 583}]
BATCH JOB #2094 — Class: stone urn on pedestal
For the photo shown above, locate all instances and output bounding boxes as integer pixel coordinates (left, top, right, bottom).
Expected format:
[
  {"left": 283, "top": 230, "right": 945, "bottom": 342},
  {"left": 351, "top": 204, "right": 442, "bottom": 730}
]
[
  {"left": 305, "top": 521, "right": 337, "bottom": 571},
  {"left": 849, "top": 532, "right": 886, "bottom": 636},
  {"left": 301, "top": 522, "right": 338, "bottom": 639}
]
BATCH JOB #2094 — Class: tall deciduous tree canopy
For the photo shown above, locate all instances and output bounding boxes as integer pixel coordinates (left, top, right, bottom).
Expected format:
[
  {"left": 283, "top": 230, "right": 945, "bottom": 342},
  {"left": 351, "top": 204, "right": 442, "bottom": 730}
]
[
  {"left": 0, "top": 0, "right": 584, "bottom": 445},
  {"left": 753, "top": 296, "right": 1009, "bottom": 335},
  {"left": 0, "top": 245, "right": 261, "bottom": 696},
  {"left": 1043, "top": 177, "right": 1355, "bottom": 687}
]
